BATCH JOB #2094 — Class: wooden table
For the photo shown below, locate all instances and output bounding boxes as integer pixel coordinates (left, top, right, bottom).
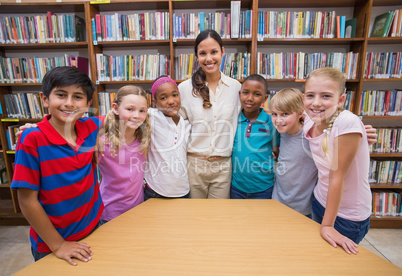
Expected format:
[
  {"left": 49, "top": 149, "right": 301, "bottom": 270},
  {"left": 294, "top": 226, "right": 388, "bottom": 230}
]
[{"left": 14, "top": 199, "right": 401, "bottom": 275}]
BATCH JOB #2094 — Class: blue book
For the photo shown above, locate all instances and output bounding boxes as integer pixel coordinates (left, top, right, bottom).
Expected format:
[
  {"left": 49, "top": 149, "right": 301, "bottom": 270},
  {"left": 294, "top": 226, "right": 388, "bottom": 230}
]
[
  {"left": 340, "top": 16, "right": 346, "bottom": 38},
  {"left": 199, "top": 12, "right": 205, "bottom": 32},
  {"left": 92, "top": 19, "right": 97, "bottom": 42},
  {"left": 178, "top": 16, "right": 182, "bottom": 38},
  {"left": 106, "top": 15, "right": 112, "bottom": 41},
  {"left": 220, "top": 53, "right": 226, "bottom": 72}
]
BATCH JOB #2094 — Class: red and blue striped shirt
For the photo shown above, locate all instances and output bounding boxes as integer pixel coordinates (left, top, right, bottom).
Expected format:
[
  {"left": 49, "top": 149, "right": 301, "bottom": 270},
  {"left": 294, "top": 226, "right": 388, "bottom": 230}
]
[{"left": 11, "top": 115, "right": 104, "bottom": 253}]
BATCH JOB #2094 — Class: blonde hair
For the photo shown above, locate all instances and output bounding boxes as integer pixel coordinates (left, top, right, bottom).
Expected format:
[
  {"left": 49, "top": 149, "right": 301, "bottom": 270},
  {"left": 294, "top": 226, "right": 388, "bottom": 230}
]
[
  {"left": 268, "top": 88, "right": 304, "bottom": 124},
  {"left": 102, "top": 85, "right": 151, "bottom": 156},
  {"left": 305, "top": 67, "right": 345, "bottom": 160}
]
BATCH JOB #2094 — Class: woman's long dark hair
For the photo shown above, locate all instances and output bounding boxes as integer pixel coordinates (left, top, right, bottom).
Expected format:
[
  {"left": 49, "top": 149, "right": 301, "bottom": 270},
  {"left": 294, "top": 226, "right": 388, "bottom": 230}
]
[{"left": 192, "top": 29, "right": 223, "bottom": 109}]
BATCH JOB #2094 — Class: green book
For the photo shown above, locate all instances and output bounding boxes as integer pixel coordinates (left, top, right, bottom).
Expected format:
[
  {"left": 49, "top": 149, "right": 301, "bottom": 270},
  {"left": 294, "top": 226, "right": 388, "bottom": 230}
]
[
  {"left": 345, "top": 18, "right": 356, "bottom": 38},
  {"left": 370, "top": 11, "right": 395, "bottom": 37}
]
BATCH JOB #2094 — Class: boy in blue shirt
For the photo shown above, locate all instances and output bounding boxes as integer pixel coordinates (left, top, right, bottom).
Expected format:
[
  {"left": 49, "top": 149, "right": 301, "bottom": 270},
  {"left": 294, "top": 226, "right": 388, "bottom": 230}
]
[
  {"left": 11, "top": 66, "right": 104, "bottom": 266},
  {"left": 231, "top": 74, "right": 280, "bottom": 199}
]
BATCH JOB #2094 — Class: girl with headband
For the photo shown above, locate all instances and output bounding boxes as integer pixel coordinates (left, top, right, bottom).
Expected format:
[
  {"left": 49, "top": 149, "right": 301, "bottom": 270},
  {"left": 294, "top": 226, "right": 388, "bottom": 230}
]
[{"left": 143, "top": 76, "right": 191, "bottom": 200}]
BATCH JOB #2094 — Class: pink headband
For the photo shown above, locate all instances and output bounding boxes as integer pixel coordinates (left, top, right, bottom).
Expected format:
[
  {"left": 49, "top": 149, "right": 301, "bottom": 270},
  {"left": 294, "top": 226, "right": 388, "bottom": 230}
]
[{"left": 151, "top": 77, "right": 178, "bottom": 98}]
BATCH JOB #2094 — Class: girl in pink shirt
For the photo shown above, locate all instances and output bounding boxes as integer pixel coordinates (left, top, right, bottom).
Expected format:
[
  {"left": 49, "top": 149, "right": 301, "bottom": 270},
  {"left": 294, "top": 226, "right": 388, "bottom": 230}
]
[
  {"left": 303, "top": 68, "right": 371, "bottom": 255},
  {"left": 98, "top": 85, "right": 151, "bottom": 222}
]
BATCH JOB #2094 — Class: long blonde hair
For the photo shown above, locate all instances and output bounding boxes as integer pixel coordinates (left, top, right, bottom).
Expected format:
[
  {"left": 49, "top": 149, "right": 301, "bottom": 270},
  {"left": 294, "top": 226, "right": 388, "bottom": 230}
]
[
  {"left": 269, "top": 88, "right": 304, "bottom": 125},
  {"left": 305, "top": 67, "right": 345, "bottom": 160},
  {"left": 102, "top": 85, "right": 151, "bottom": 156}
]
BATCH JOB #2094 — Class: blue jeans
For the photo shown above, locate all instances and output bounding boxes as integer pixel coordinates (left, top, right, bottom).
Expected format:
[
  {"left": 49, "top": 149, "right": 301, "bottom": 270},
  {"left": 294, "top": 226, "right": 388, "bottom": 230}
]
[
  {"left": 144, "top": 185, "right": 190, "bottom": 201},
  {"left": 312, "top": 195, "right": 370, "bottom": 244},
  {"left": 31, "top": 220, "right": 103, "bottom": 262},
  {"left": 230, "top": 185, "right": 273, "bottom": 199}
]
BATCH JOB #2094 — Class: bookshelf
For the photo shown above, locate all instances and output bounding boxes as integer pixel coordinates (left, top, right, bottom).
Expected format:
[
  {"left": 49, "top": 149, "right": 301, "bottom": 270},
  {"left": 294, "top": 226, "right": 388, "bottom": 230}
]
[{"left": 0, "top": 0, "right": 401, "bottom": 228}]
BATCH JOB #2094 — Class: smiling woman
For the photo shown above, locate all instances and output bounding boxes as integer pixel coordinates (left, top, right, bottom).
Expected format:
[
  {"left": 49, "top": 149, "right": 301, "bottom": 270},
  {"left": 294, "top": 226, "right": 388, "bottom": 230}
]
[{"left": 178, "top": 29, "right": 242, "bottom": 199}]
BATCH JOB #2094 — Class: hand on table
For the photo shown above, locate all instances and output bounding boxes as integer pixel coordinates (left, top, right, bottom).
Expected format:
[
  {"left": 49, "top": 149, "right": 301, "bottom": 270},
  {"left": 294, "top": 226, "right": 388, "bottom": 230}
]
[
  {"left": 53, "top": 241, "right": 93, "bottom": 266},
  {"left": 320, "top": 226, "right": 359, "bottom": 255}
]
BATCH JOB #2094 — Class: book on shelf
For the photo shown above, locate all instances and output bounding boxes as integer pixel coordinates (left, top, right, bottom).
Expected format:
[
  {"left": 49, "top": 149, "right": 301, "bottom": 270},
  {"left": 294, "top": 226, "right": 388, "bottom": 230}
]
[
  {"left": 0, "top": 55, "right": 89, "bottom": 84},
  {"left": 0, "top": 13, "right": 85, "bottom": 44},
  {"left": 364, "top": 52, "right": 402, "bottom": 79},
  {"left": 370, "top": 128, "right": 401, "bottom": 154},
  {"left": 369, "top": 160, "right": 402, "bottom": 184},
  {"left": 345, "top": 18, "right": 356, "bottom": 38},
  {"left": 231, "top": 1, "right": 241, "bottom": 38},
  {"left": 92, "top": 12, "right": 169, "bottom": 42},
  {"left": 370, "top": 11, "right": 395, "bottom": 37},
  {"left": 257, "top": 10, "right": 336, "bottom": 39},
  {"left": 359, "top": 90, "right": 402, "bottom": 116},
  {"left": 6, "top": 125, "right": 20, "bottom": 151},
  {"left": 257, "top": 51, "right": 358, "bottom": 80},
  {"left": 371, "top": 190, "right": 402, "bottom": 217},
  {"left": 4, "top": 93, "right": 47, "bottom": 119},
  {"left": 96, "top": 53, "right": 170, "bottom": 82}
]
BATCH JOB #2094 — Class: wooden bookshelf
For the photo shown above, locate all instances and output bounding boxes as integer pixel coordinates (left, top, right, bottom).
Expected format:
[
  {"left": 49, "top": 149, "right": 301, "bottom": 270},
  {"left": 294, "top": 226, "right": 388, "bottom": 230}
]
[{"left": 0, "top": 0, "right": 401, "bottom": 228}]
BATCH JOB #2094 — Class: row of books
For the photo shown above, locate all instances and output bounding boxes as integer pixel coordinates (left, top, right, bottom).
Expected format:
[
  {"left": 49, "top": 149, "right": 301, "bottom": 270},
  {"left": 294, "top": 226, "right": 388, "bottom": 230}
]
[
  {"left": 364, "top": 52, "right": 402, "bottom": 79},
  {"left": 0, "top": 13, "right": 85, "bottom": 44},
  {"left": 370, "top": 9, "right": 402, "bottom": 38},
  {"left": 257, "top": 11, "right": 355, "bottom": 39},
  {"left": 95, "top": 53, "right": 170, "bottom": 82},
  {"left": 370, "top": 128, "right": 401, "bottom": 154},
  {"left": 359, "top": 90, "right": 402, "bottom": 116},
  {"left": 4, "top": 93, "right": 48, "bottom": 119},
  {"left": 92, "top": 12, "right": 169, "bottom": 42},
  {"left": 369, "top": 160, "right": 402, "bottom": 184},
  {"left": 172, "top": 10, "right": 252, "bottom": 39},
  {"left": 0, "top": 55, "right": 88, "bottom": 84},
  {"left": 98, "top": 91, "right": 153, "bottom": 116},
  {"left": 174, "top": 54, "right": 199, "bottom": 80},
  {"left": 372, "top": 191, "right": 402, "bottom": 217},
  {"left": 256, "top": 51, "right": 358, "bottom": 80},
  {"left": 6, "top": 125, "right": 19, "bottom": 151}
]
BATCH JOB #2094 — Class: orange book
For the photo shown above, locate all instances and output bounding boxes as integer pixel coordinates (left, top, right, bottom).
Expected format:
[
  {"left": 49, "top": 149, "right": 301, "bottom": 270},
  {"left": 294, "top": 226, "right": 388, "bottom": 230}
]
[{"left": 336, "top": 16, "right": 340, "bottom": 38}]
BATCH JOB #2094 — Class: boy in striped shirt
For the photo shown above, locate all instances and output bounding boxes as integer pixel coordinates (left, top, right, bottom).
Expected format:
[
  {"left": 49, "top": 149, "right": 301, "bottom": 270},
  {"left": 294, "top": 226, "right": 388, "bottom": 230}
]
[{"left": 11, "top": 66, "right": 104, "bottom": 266}]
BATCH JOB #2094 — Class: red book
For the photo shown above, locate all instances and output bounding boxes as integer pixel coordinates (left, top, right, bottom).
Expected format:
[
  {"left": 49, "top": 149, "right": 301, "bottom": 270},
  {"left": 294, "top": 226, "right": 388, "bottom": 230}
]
[
  {"left": 384, "top": 90, "right": 391, "bottom": 116},
  {"left": 95, "top": 14, "right": 102, "bottom": 41},
  {"left": 47, "top": 11, "right": 56, "bottom": 43},
  {"left": 141, "top": 13, "right": 145, "bottom": 40}
]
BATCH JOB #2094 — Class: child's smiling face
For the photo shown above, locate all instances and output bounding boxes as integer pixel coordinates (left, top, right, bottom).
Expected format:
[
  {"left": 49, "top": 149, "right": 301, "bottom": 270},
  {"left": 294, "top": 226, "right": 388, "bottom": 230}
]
[
  {"left": 270, "top": 109, "right": 303, "bottom": 135},
  {"left": 239, "top": 80, "right": 268, "bottom": 118},
  {"left": 303, "top": 76, "right": 345, "bottom": 127},
  {"left": 154, "top": 82, "right": 181, "bottom": 118}
]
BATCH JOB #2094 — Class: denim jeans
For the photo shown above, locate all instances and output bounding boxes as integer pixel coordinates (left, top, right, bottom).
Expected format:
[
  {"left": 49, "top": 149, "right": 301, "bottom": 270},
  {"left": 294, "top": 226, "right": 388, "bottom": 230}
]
[
  {"left": 312, "top": 194, "right": 370, "bottom": 244},
  {"left": 230, "top": 185, "right": 273, "bottom": 199},
  {"left": 144, "top": 185, "right": 190, "bottom": 201},
  {"left": 31, "top": 219, "right": 104, "bottom": 262}
]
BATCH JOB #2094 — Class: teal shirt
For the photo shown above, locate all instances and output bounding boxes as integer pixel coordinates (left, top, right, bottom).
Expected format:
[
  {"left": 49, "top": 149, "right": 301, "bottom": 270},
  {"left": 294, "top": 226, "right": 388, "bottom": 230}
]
[{"left": 231, "top": 108, "right": 280, "bottom": 193}]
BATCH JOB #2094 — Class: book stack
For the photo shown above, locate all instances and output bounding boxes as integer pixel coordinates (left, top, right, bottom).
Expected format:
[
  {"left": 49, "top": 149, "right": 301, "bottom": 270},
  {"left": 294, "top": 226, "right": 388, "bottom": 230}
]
[
  {"left": 364, "top": 52, "right": 402, "bottom": 79},
  {"left": 4, "top": 93, "right": 47, "bottom": 119},
  {"left": 370, "top": 9, "right": 402, "bottom": 38},
  {"left": 370, "top": 128, "right": 402, "bottom": 154},
  {"left": 257, "top": 51, "right": 358, "bottom": 80},
  {"left": 0, "top": 55, "right": 88, "bottom": 84},
  {"left": 92, "top": 12, "right": 169, "bottom": 42},
  {"left": 96, "top": 53, "right": 170, "bottom": 81},
  {"left": 359, "top": 90, "right": 402, "bottom": 116},
  {"left": 0, "top": 13, "right": 85, "bottom": 44}
]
